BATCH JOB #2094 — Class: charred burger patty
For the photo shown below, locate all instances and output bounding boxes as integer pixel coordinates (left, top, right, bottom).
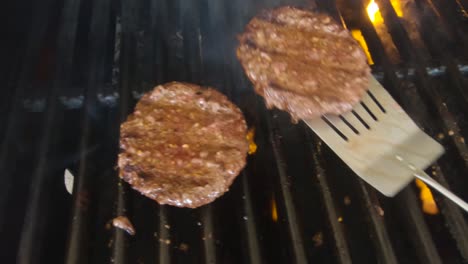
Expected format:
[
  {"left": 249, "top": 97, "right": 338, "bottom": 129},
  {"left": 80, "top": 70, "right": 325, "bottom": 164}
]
[
  {"left": 118, "top": 82, "right": 249, "bottom": 208},
  {"left": 237, "top": 6, "right": 371, "bottom": 121}
]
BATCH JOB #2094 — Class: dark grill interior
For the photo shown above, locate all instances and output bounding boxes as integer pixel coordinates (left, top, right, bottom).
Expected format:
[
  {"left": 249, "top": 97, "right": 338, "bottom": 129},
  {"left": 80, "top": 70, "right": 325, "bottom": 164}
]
[{"left": 1, "top": 0, "right": 468, "bottom": 263}]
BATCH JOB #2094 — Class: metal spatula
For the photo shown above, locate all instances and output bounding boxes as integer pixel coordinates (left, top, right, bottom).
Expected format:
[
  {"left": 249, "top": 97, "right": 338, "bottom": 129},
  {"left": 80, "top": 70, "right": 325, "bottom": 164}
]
[{"left": 304, "top": 76, "right": 468, "bottom": 212}]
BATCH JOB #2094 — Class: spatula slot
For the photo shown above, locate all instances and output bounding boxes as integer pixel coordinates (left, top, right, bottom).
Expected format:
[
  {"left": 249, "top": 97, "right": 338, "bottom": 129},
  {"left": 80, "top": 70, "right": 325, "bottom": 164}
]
[
  {"left": 305, "top": 76, "right": 448, "bottom": 202},
  {"left": 321, "top": 116, "right": 348, "bottom": 141},
  {"left": 360, "top": 102, "right": 378, "bottom": 121},
  {"left": 351, "top": 110, "right": 370, "bottom": 129},
  {"left": 367, "top": 91, "right": 386, "bottom": 113},
  {"left": 339, "top": 115, "right": 360, "bottom": 134}
]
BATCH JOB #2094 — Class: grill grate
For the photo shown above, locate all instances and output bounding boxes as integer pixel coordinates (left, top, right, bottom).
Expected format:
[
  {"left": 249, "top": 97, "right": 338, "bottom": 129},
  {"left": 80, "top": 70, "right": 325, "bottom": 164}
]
[{"left": 1, "top": 0, "right": 468, "bottom": 263}]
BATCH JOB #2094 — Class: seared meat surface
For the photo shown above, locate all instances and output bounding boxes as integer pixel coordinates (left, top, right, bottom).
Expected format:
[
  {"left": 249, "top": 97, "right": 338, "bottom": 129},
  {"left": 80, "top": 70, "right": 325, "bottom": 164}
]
[
  {"left": 118, "top": 82, "right": 249, "bottom": 208},
  {"left": 237, "top": 6, "right": 371, "bottom": 121}
]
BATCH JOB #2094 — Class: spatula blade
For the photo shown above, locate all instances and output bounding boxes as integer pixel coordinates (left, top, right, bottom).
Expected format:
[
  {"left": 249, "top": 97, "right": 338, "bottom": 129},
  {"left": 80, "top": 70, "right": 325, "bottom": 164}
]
[{"left": 303, "top": 76, "right": 444, "bottom": 196}]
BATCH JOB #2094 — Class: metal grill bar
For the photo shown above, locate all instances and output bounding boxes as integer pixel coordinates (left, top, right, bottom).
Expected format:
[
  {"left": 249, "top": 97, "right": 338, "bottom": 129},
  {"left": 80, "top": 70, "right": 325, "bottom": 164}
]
[
  {"left": 357, "top": 182, "right": 398, "bottom": 264},
  {"left": 395, "top": 189, "right": 443, "bottom": 264},
  {"left": 200, "top": 206, "right": 217, "bottom": 263},
  {"left": 0, "top": 0, "right": 56, "bottom": 231},
  {"left": 308, "top": 134, "right": 352, "bottom": 264},
  {"left": 157, "top": 206, "right": 170, "bottom": 263},
  {"left": 415, "top": 4, "right": 468, "bottom": 104},
  {"left": 353, "top": 0, "right": 468, "bottom": 262},
  {"left": 16, "top": 0, "right": 81, "bottom": 262},
  {"left": 240, "top": 173, "right": 264, "bottom": 263},
  {"left": 47, "top": 1, "right": 81, "bottom": 264},
  {"left": 427, "top": 0, "right": 468, "bottom": 59},
  {"left": 376, "top": 0, "right": 468, "bottom": 168},
  {"left": 267, "top": 115, "right": 308, "bottom": 263},
  {"left": 315, "top": 1, "right": 400, "bottom": 263},
  {"left": 64, "top": 0, "right": 113, "bottom": 263},
  {"left": 431, "top": 165, "right": 468, "bottom": 260},
  {"left": 24, "top": 0, "right": 80, "bottom": 263},
  {"left": 108, "top": 0, "right": 137, "bottom": 263}
]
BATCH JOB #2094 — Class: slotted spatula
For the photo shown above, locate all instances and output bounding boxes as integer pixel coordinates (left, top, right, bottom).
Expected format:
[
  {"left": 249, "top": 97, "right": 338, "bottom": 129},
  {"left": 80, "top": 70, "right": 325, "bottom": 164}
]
[{"left": 304, "top": 76, "right": 468, "bottom": 212}]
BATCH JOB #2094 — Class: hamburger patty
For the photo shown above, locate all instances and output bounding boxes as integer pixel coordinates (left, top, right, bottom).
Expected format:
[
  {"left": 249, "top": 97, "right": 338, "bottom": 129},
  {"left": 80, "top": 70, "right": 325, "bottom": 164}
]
[
  {"left": 237, "top": 6, "right": 371, "bottom": 121},
  {"left": 118, "top": 82, "right": 249, "bottom": 208}
]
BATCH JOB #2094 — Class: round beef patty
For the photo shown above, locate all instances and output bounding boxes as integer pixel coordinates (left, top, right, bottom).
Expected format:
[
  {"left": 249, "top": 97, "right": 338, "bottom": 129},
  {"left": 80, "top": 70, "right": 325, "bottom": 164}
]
[
  {"left": 118, "top": 82, "right": 249, "bottom": 208},
  {"left": 237, "top": 6, "right": 371, "bottom": 122}
]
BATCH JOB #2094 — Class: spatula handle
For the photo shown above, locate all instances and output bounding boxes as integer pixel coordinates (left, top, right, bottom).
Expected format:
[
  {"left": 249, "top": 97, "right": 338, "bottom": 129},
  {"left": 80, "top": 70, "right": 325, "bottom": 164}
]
[{"left": 413, "top": 171, "right": 468, "bottom": 213}]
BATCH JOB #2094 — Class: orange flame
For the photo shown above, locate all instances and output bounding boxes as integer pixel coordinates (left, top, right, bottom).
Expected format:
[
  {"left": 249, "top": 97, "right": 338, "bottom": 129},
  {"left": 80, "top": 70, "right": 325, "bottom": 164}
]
[
  {"left": 351, "top": 30, "right": 374, "bottom": 65},
  {"left": 415, "top": 179, "right": 439, "bottom": 215},
  {"left": 391, "top": 0, "right": 404, "bottom": 17},
  {"left": 367, "top": 0, "right": 381, "bottom": 23},
  {"left": 271, "top": 197, "right": 278, "bottom": 222},
  {"left": 246, "top": 128, "right": 257, "bottom": 155},
  {"left": 366, "top": 0, "right": 403, "bottom": 24}
]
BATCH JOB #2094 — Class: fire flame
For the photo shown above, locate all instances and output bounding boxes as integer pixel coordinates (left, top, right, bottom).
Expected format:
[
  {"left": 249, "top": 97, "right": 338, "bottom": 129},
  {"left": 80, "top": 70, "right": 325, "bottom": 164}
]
[
  {"left": 391, "top": 0, "right": 403, "bottom": 17},
  {"left": 356, "top": 0, "right": 404, "bottom": 64},
  {"left": 415, "top": 179, "right": 439, "bottom": 215},
  {"left": 366, "top": 0, "right": 403, "bottom": 24},
  {"left": 351, "top": 30, "right": 374, "bottom": 65},
  {"left": 246, "top": 128, "right": 257, "bottom": 155},
  {"left": 367, "top": 0, "right": 381, "bottom": 23},
  {"left": 271, "top": 197, "right": 278, "bottom": 222}
]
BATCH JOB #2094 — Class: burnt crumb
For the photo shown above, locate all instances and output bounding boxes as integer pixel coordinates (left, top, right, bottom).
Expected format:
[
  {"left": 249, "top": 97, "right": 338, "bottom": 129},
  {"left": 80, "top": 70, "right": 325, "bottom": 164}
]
[
  {"left": 159, "top": 238, "right": 171, "bottom": 245},
  {"left": 178, "top": 243, "right": 189, "bottom": 252},
  {"left": 374, "top": 205, "right": 384, "bottom": 216},
  {"left": 107, "top": 239, "right": 114, "bottom": 248},
  {"left": 202, "top": 232, "right": 213, "bottom": 241},
  {"left": 112, "top": 216, "right": 136, "bottom": 236},
  {"left": 77, "top": 190, "right": 90, "bottom": 211},
  {"left": 344, "top": 196, "right": 351, "bottom": 205},
  {"left": 312, "top": 232, "right": 323, "bottom": 247}
]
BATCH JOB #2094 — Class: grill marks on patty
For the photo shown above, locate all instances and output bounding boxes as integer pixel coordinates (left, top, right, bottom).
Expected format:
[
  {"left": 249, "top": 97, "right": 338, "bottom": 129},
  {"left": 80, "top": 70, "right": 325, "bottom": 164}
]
[
  {"left": 119, "top": 82, "right": 249, "bottom": 208},
  {"left": 241, "top": 19, "right": 365, "bottom": 71},
  {"left": 237, "top": 7, "right": 371, "bottom": 121}
]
